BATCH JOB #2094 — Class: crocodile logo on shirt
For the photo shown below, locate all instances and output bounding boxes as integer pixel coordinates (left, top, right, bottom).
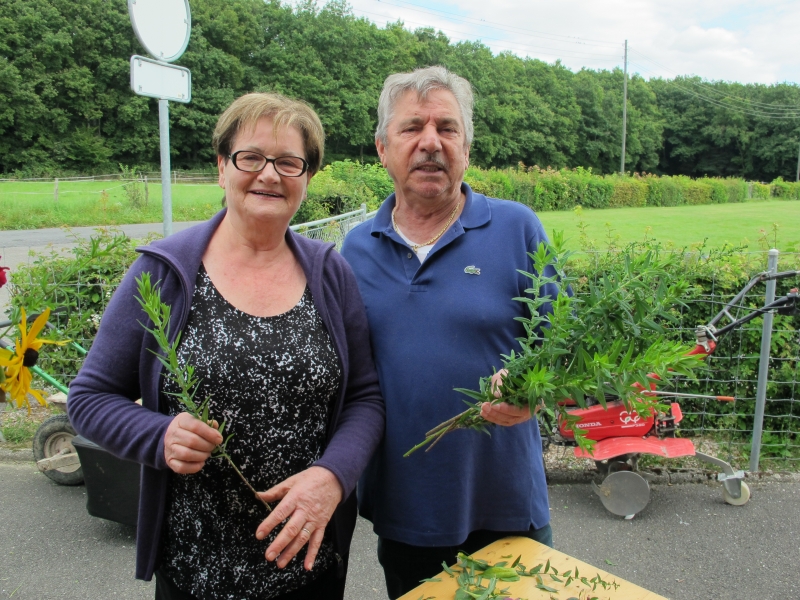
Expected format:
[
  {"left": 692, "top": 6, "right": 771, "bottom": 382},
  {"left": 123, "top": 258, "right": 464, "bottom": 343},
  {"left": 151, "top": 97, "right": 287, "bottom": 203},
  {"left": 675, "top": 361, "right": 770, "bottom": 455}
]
[{"left": 464, "top": 265, "right": 481, "bottom": 275}]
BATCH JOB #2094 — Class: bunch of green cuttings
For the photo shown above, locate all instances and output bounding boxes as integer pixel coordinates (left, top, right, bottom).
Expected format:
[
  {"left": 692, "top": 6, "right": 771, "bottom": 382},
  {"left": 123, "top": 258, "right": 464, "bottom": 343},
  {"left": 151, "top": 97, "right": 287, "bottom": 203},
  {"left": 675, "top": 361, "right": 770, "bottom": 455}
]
[
  {"left": 136, "top": 273, "right": 271, "bottom": 512},
  {"left": 406, "top": 233, "right": 705, "bottom": 457},
  {"left": 416, "top": 551, "right": 620, "bottom": 600}
]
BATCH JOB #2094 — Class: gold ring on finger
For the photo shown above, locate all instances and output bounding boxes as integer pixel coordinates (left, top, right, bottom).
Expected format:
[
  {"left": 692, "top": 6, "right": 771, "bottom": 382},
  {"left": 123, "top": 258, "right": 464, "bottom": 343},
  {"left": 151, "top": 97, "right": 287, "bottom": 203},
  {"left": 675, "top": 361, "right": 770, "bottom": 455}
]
[{"left": 301, "top": 527, "right": 311, "bottom": 535}]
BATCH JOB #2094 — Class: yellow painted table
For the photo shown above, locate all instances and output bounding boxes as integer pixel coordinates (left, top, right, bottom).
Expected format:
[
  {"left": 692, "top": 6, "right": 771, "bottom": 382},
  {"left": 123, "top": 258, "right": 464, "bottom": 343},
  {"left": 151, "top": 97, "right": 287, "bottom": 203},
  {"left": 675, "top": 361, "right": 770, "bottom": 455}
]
[{"left": 399, "top": 537, "right": 667, "bottom": 600}]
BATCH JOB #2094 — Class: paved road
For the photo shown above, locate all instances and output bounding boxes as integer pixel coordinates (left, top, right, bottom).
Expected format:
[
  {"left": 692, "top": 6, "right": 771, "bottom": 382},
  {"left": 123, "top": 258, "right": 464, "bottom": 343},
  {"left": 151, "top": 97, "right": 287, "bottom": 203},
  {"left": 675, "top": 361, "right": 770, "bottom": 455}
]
[
  {"left": 2, "top": 458, "right": 798, "bottom": 600},
  {"left": 0, "top": 222, "right": 202, "bottom": 314},
  {"left": 0, "top": 460, "right": 384, "bottom": 600},
  {"left": 0, "top": 222, "right": 204, "bottom": 249}
]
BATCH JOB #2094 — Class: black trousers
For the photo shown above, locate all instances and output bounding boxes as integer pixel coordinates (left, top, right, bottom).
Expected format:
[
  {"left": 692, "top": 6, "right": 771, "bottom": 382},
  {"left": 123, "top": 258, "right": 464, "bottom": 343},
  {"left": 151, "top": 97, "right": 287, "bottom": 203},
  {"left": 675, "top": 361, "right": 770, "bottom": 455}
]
[
  {"left": 155, "top": 560, "right": 347, "bottom": 600},
  {"left": 377, "top": 524, "right": 553, "bottom": 600}
]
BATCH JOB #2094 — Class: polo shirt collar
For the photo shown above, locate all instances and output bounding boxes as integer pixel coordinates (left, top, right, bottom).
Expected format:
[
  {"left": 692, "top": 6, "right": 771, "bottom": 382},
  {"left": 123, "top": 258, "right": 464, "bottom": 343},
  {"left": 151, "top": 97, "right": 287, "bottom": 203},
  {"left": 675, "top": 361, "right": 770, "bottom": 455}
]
[{"left": 370, "top": 182, "right": 491, "bottom": 238}]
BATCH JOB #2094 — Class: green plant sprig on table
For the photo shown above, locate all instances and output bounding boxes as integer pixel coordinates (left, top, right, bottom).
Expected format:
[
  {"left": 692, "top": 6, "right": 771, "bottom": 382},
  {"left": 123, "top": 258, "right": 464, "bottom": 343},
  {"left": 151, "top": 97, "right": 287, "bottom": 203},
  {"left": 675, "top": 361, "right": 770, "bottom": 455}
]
[
  {"left": 135, "top": 272, "right": 271, "bottom": 512},
  {"left": 418, "top": 551, "right": 620, "bottom": 600},
  {"left": 406, "top": 232, "right": 706, "bottom": 457}
]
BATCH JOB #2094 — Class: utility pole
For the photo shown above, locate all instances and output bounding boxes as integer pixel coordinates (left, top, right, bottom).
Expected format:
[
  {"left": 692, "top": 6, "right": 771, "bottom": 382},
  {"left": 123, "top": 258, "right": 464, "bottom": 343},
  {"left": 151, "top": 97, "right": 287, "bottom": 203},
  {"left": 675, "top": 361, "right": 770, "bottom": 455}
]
[
  {"left": 796, "top": 140, "right": 800, "bottom": 182},
  {"left": 620, "top": 39, "right": 628, "bottom": 175}
]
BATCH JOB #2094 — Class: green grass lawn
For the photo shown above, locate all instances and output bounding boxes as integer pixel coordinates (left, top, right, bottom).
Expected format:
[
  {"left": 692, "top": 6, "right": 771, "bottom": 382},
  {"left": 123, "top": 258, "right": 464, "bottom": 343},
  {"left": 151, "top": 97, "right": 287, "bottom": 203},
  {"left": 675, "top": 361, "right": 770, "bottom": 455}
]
[
  {"left": 2, "top": 179, "right": 799, "bottom": 253},
  {"left": 0, "top": 180, "right": 223, "bottom": 229},
  {"left": 538, "top": 200, "right": 800, "bottom": 252}
]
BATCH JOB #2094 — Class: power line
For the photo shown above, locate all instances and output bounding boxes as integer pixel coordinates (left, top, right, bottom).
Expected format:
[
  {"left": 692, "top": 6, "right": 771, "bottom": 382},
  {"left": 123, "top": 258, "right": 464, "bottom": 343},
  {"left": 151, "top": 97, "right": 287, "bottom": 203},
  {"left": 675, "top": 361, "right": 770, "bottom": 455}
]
[
  {"left": 368, "top": 0, "right": 622, "bottom": 48},
  {"left": 629, "top": 61, "right": 800, "bottom": 120},
  {"left": 351, "top": 6, "right": 623, "bottom": 63},
  {"left": 630, "top": 49, "right": 800, "bottom": 113},
  {"left": 351, "top": 0, "right": 800, "bottom": 119},
  {"left": 629, "top": 61, "right": 800, "bottom": 118}
]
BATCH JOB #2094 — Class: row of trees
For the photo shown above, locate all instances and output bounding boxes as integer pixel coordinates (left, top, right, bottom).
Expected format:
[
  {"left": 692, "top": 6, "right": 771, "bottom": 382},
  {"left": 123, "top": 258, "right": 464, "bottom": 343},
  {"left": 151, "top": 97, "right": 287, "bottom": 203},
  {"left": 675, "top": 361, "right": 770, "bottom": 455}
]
[{"left": 2, "top": 0, "right": 800, "bottom": 180}]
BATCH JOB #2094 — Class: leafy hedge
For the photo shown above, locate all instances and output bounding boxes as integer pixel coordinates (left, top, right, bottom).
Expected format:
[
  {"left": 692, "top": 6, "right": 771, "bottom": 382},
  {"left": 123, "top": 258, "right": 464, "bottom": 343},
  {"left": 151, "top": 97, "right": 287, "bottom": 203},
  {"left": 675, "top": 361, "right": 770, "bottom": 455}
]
[
  {"left": 7, "top": 230, "right": 144, "bottom": 387},
  {"left": 300, "top": 160, "right": 793, "bottom": 217},
  {"left": 461, "top": 165, "right": 798, "bottom": 213}
]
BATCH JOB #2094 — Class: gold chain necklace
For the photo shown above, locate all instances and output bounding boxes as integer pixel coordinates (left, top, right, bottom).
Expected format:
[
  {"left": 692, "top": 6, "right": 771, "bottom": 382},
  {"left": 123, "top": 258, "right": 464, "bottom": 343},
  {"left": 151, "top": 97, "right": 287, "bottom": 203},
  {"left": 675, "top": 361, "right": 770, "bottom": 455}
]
[{"left": 392, "top": 202, "right": 460, "bottom": 253}]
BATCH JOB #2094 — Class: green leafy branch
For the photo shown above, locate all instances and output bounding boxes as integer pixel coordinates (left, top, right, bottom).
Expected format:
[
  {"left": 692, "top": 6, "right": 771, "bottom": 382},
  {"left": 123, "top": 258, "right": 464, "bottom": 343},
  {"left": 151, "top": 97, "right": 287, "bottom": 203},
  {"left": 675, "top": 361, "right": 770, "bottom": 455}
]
[
  {"left": 135, "top": 272, "right": 271, "bottom": 513},
  {"left": 420, "top": 551, "right": 619, "bottom": 600},
  {"left": 406, "top": 233, "right": 706, "bottom": 457}
]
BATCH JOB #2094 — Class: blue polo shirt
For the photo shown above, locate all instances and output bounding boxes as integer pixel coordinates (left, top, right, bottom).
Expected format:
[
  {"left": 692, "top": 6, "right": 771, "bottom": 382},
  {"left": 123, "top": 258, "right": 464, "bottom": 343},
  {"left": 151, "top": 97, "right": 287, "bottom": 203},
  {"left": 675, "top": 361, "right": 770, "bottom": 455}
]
[{"left": 341, "top": 183, "right": 556, "bottom": 546}]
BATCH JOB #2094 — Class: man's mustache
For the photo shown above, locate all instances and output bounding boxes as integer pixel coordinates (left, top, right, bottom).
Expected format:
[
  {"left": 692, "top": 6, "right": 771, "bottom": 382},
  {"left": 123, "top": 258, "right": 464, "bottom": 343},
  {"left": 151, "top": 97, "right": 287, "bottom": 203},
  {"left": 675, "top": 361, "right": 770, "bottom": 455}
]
[{"left": 409, "top": 154, "right": 449, "bottom": 172}]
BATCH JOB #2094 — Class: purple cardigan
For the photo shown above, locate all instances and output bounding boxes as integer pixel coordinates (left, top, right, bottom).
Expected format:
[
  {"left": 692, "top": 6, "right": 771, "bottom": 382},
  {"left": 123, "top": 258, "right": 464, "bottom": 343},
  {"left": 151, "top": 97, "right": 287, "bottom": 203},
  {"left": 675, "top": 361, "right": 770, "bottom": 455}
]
[{"left": 68, "top": 210, "right": 385, "bottom": 581}]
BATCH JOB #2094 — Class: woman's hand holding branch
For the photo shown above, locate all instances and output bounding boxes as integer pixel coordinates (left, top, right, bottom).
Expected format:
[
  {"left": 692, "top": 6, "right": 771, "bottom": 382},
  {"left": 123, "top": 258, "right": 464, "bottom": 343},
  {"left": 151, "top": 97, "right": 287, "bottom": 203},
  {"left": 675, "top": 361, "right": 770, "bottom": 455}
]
[{"left": 163, "top": 412, "right": 223, "bottom": 474}]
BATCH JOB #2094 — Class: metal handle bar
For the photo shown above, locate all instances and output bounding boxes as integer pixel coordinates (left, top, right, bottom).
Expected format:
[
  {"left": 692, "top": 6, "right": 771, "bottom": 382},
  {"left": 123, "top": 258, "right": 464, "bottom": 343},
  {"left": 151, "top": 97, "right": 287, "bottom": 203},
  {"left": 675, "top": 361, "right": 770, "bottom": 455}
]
[
  {"left": 706, "top": 269, "right": 799, "bottom": 331},
  {"left": 711, "top": 292, "right": 798, "bottom": 338}
]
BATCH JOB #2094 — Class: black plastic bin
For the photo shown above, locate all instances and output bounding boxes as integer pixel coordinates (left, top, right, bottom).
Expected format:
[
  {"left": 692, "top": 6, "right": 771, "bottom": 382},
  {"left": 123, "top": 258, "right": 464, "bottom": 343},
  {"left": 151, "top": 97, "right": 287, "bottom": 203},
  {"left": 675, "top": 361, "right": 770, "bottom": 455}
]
[{"left": 72, "top": 435, "right": 141, "bottom": 528}]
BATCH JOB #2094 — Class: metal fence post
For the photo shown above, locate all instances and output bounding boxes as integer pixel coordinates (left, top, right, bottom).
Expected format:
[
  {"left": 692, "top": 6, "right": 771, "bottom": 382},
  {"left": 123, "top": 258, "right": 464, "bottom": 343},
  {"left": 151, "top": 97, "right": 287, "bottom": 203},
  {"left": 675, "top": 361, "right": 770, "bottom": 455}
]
[
  {"left": 749, "top": 248, "right": 779, "bottom": 473},
  {"left": 360, "top": 203, "right": 367, "bottom": 222},
  {"left": 54, "top": 178, "right": 59, "bottom": 203}
]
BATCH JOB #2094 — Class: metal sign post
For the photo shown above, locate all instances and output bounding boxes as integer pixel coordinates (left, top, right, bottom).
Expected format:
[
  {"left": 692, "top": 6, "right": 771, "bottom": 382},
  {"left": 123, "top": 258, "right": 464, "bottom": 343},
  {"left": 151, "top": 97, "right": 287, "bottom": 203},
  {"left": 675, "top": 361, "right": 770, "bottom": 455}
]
[
  {"left": 128, "top": 0, "right": 192, "bottom": 238},
  {"left": 159, "top": 100, "right": 173, "bottom": 237}
]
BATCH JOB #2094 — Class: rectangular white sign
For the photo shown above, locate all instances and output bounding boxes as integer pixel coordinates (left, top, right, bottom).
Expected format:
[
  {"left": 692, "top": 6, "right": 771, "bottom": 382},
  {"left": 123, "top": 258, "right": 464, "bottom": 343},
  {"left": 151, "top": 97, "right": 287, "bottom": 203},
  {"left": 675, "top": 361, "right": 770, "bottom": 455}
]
[{"left": 130, "top": 55, "right": 191, "bottom": 103}]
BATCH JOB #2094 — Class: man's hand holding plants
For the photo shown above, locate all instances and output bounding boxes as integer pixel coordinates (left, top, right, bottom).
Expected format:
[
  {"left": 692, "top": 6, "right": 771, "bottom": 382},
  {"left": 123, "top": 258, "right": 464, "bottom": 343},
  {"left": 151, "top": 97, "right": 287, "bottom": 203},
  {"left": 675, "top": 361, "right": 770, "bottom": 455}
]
[{"left": 479, "top": 370, "right": 533, "bottom": 427}]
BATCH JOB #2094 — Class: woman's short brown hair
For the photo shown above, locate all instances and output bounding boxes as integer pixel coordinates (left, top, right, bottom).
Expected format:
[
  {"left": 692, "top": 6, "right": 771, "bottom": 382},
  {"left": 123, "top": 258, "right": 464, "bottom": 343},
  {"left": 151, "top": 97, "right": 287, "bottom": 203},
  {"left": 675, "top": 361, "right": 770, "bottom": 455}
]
[{"left": 212, "top": 92, "right": 325, "bottom": 174}]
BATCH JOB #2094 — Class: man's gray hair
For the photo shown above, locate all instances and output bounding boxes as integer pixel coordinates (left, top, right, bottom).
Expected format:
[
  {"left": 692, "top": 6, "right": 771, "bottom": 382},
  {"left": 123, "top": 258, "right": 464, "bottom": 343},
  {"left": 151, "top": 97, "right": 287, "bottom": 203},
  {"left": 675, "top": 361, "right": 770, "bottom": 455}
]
[{"left": 375, "top": 66, "right": 474, "bottom": 147}]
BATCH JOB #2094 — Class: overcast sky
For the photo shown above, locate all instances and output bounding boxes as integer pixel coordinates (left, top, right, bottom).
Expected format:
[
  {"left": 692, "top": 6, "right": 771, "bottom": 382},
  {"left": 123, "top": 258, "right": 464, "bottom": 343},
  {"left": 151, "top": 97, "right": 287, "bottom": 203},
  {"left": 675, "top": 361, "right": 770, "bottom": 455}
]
[{"left": 342, "top": 0, "right": 800, "bottom": 85}]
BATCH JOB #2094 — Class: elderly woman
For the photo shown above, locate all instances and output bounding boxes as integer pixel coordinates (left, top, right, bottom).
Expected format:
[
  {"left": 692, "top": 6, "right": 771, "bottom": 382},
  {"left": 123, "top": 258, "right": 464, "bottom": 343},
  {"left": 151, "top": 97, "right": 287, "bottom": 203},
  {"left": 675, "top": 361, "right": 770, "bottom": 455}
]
[{"left": 68, "top": 93, "right": 384, "bottom": 600}]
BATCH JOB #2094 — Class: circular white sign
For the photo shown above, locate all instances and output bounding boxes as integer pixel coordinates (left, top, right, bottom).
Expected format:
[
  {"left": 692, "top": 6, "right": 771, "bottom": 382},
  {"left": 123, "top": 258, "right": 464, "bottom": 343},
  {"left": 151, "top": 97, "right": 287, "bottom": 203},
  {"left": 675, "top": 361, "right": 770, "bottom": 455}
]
[{"left": 128, "top": 0, "right": 191, "bottom": 63}]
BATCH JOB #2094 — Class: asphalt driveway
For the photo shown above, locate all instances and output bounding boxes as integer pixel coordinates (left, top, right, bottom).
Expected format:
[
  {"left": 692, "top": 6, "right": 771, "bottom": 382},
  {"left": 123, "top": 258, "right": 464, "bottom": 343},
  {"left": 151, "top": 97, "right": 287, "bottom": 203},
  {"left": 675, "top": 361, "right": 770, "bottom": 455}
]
[{"left": 2, "top": 456, "right": 799, "bottom": 600}]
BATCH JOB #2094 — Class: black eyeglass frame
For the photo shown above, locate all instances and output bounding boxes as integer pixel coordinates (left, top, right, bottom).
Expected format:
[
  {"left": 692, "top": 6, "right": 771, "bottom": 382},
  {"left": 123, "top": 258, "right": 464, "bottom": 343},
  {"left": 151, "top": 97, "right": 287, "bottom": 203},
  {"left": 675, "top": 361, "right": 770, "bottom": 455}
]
[{"left": 228, "top": 150, "right": 310, "bottom": 177}]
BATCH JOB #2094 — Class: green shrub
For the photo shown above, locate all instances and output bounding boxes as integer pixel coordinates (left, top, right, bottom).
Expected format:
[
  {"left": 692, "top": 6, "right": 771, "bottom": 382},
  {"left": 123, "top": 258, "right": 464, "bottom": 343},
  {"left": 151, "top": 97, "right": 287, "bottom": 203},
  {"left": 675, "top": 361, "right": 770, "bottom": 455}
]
[
  {"left": 464, "top": 167, "right": 515, "bottom": 201},
  {"left": 771, "top": 177, "right": 800, "bottom": 200},
  {"left": 292, "top": 192, "right": 331, "bottom": 225},
  {"left": 699, "top": 177, "right": 730, "bottom": 204},
  {"left": 118, "top": 165, "right": 147, "bottom": 210},
  {"left": 8, "top": 230, "right": 144, "bottom": 387},
  {"left": 645, "top": 175, "right": 683, "bottom": 207},
  {"left": 304, "top": 164, "right": 379, "bottom": 222},
  {"left": 607, "top": 177, "right": 647, "bottom": 208},
  {"left": 722, "top": 178, "right": 748, "bottom": 203},
  {"left": 569, "top": 241, "right": 800, "bottom": 451},
  {"left": 674, "top": 176, "right": 714, "bottom": 205},
  {"left": 327, "top": 160, "right": 394, "bottom": 202},
  {"left": 751, "top": 182, "right": 771, "bottom": 199},
  {"left": 531, "top": 168, "right": 574, "bottom": 211},
  {"left": 8, "top": 224, "right": 799, "bottom": 454},
  {"left": 506, "top": 167, "right": 538, "bottom": 207},
  {"left": 562, "top": 167, "right": 613, "bottom": 209}
]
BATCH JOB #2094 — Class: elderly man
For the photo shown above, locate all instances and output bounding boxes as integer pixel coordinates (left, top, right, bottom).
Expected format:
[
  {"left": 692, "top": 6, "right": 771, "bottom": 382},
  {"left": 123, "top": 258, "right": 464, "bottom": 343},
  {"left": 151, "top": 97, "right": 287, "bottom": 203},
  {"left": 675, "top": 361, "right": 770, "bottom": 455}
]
[{"left": 341, "top": 66, "right": 557, "bottom": 599}]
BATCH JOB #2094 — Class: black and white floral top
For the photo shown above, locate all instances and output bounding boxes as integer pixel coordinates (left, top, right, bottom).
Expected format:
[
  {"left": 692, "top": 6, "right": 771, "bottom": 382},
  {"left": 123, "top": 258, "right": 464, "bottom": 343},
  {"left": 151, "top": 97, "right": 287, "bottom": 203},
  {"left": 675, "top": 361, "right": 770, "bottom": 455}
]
[{"left": 159, "top": 265, "right": 342, "bottom": 599}]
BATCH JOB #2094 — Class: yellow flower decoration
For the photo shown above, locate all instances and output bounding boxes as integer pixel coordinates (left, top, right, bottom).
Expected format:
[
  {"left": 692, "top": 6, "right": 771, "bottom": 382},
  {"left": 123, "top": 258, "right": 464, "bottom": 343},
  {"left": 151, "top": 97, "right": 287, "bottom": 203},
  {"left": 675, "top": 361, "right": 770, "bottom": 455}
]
[{"left": 0, "top": 308, "right": 67, "bottom": 411}]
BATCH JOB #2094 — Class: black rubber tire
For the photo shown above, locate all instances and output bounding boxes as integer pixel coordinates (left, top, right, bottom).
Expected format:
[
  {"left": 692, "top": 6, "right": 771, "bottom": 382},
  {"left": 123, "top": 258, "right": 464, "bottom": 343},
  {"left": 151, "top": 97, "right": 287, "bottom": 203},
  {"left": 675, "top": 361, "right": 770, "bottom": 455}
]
[{"left": 32, "top": 414, "right": 84, "bottom": 485}]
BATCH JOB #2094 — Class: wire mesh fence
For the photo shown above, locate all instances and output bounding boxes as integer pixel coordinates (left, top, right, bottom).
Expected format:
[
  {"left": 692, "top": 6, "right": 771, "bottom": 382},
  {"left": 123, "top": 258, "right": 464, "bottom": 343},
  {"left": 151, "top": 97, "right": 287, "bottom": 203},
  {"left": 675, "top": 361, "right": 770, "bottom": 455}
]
[
  {"left": 0, "top": 171, "right": 217, "bottom": 183},
  {"left": 665, "top": 252, "right": 800, "bottom": 471},
  {"left": 289, "top": 205, "right": 377, "bottom": 248}
]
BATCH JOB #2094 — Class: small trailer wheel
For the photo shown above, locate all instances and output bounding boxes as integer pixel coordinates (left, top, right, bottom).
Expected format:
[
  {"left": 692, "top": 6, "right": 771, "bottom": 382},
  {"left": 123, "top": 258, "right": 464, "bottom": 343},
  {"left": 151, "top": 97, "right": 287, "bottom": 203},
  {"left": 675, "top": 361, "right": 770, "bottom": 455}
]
[
  {"left": 723, "top": 481, "right": 750, "bottom": 506},
  {"left": 33, "top": 414, "right": 84, "bottom": 485}
]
